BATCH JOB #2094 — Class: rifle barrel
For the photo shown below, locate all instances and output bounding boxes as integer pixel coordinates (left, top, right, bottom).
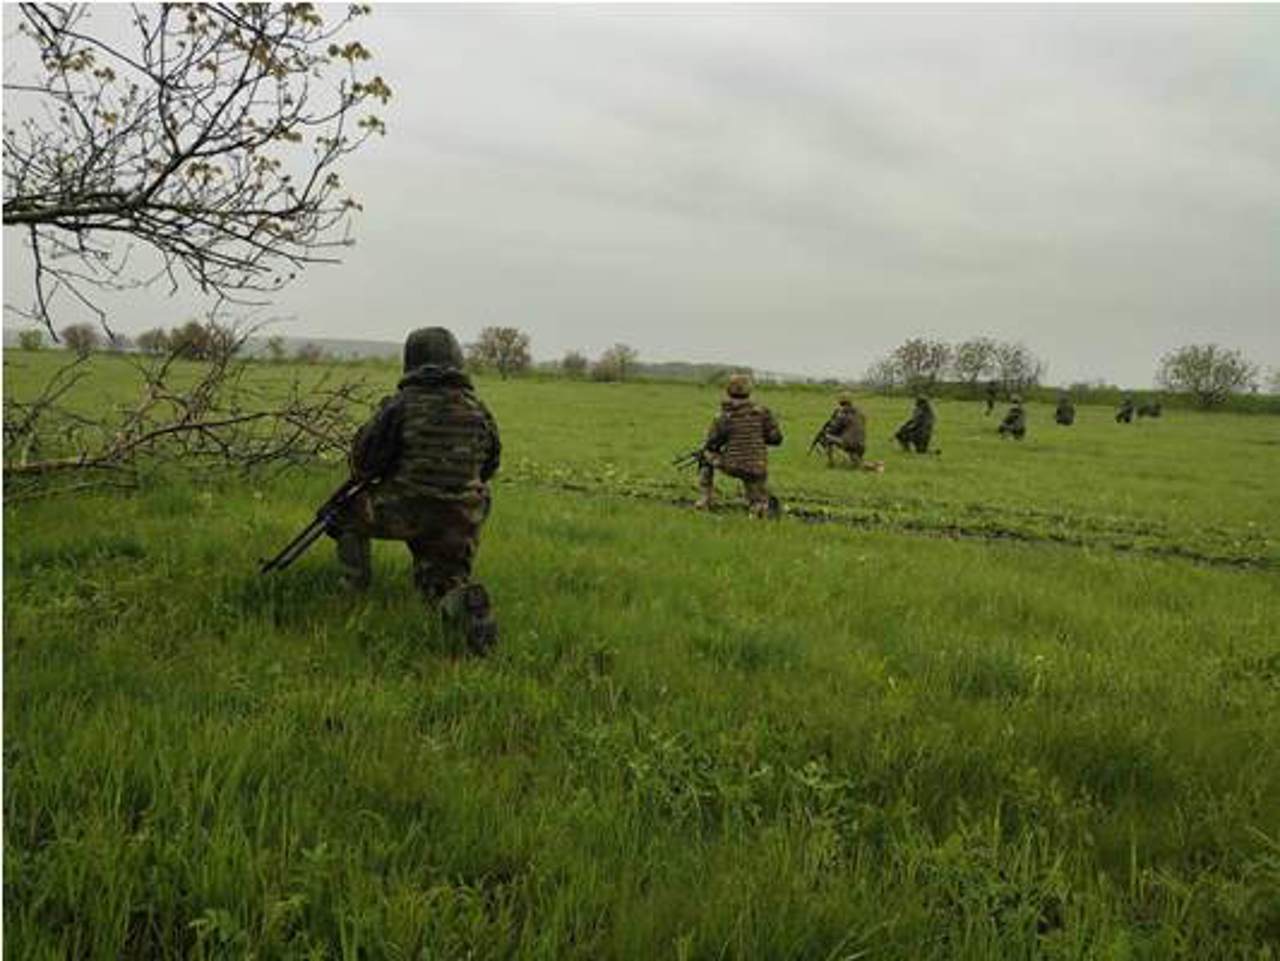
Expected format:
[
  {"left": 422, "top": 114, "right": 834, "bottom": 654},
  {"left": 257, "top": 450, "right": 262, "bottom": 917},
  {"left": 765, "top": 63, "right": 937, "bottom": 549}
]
[
  {"left": 259, "top": 477, "right": 367, "bottom": 575},
  {"left": 672, "top": 448, "right": 704, "bottom": 469},
  {"left": 259, "top": 518, "right": 325, "bottom": 573}
]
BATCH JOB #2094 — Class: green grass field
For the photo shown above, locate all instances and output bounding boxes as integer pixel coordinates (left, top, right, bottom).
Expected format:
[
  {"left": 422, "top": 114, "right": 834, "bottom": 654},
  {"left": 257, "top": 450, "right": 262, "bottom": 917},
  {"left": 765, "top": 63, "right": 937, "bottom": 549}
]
[{"left": 5, "top": 352, "right": 1280, "bottom": 959}]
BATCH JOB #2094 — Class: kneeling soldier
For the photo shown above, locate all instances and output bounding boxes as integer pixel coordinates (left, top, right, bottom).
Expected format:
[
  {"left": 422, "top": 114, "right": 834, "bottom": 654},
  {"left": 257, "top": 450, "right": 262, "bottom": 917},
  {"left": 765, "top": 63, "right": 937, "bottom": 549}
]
[
  {"left": 998, "top": 395, "right": 1027, "bottom": 440},
  {"left": 820, "top": 393, "right": 868, "bottom": 467},
  {"left": 328, "top": 327, "right": 501, "bottom": 652},
  {"left": 894, "top": 396, "right": 936, "bottom": 453},
  {"left": 696, "top": 374, "right": 782, "bottom": 517}
]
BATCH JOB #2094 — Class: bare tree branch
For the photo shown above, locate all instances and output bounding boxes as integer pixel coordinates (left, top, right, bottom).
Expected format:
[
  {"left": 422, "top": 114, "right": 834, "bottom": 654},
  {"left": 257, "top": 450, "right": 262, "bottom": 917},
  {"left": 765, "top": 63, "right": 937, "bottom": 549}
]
[
  {"left": 4, "top": 324, "right": 378, "bottom": 500},
  {"left": 3, "top": 3, "right": 390, "bottom": 338}
]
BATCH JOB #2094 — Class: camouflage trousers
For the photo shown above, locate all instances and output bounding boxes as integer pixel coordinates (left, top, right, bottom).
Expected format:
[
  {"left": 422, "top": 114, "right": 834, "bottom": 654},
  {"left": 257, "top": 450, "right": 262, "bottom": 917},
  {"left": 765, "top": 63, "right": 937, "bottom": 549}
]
[
  {"left": 823, "top": 434, "right": 865, "bottom": 467},
  {"left": 698, "top": 460, "right": 771, "bottom": 516},
  {"left": 327, "top": 489, "right": 489, "bottom": 602},
  {"left": 895, "top": 428, "right": 931, "bottom": 454},
  {"left": 998, "top": 422, "right": 1025, "bottom": 440}
]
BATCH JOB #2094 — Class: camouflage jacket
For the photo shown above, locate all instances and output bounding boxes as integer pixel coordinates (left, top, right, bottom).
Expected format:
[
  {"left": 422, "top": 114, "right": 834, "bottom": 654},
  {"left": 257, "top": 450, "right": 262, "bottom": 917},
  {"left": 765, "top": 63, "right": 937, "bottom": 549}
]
[
  {"left": 350, "top": 365, "right": 500, "bottom": 501},
  {"left": 705, "top": 398, "right": 782, "bottom": 478},
  {"left": 897, "top": 404, "right": 935, "bottom": 440},
  {"left": 826, "top": 405, "right": 866, "bottom": 447},
  {"left": 1000, "top": 405, "right": 1026, "bottom": 432}
]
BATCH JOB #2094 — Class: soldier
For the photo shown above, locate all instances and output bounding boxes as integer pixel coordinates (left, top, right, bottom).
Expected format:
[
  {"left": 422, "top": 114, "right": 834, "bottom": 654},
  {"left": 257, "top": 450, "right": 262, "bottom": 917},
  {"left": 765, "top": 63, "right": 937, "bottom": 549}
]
[
  {"left": 1115, "top": 394, "right": 1135, "bottom": 423},
  {"left": 894, "top": 396, "right": 935, "bottom": 453},
  {"left": 998, "top": 395, "right": 1027, "bottom": 440},
  {"left": 1055, "top": 393, "right": 1076, "bottom": 426},
  {"left": 695, "top": 373, "right": 782, "bottom": 517},
  {"left": 984, "top": 380, "right": 999, "bottom": 415},
  {"left": 816, "top": 393, "right": 867, "bottom": 467},
  {"left": 326, "top": 327, "right": 501, "bottom": 653},
  {"left": 1137, "top": 400, "right": 1163, "bottom": 419}
]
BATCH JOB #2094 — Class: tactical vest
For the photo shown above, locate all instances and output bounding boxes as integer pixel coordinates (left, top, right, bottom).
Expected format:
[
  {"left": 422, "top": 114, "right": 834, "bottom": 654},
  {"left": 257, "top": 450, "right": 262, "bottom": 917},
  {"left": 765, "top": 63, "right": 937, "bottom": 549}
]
[
  {"left": 390, "top": 385, "right": 494, "bottom": 495},
  {"left": 721, "top": 400, "right": 770, "bottom": 477},
  {"left": 835, "top": 407, "right": 866, "bottom": 446},
  {"left": 900, "top": 406, "right": 934, "bottom": 447}
]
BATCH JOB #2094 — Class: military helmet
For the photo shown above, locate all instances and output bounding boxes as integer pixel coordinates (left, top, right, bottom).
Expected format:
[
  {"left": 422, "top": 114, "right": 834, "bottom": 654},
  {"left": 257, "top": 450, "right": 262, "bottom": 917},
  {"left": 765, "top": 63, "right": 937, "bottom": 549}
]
[
  {"left": 836, "top": 391, "right": 853, "bottom": 406},
  {"left": 915, "top": 395, "right": 929, "bottom": 406},
  {"left": 726, "top": 373, "right": 752, "bottom": 398},
  {"left": 1011, "top": 394, "right": 1023, "bottom": 404},
  {"left": 403, "top": 327, "right": 464, "bottom": 372}
]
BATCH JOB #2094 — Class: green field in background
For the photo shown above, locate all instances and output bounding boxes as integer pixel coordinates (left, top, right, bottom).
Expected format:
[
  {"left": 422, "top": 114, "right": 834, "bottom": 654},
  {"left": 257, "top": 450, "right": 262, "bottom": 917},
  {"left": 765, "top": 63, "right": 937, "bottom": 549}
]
[{"left": 5, "top": 352, "right": 1279, "bottom": 959}]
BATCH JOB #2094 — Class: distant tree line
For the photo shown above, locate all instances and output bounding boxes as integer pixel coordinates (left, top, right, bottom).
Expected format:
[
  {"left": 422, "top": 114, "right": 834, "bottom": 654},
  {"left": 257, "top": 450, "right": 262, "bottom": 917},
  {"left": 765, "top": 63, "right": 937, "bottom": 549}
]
[
  {"left": 132, "top": 322, "right": 243, "bottom": 360},
  {"left": 16, "top": 318, "right": 1273, "bottom": 411},
  {"left": 588, "top": 344, "right": 639, "bottom": 382},
  {"left": 864, "top": 337, "right": 1046, "bottom": 397},
  {"left": 137, "top": 325, "right": 332, "bottom": 365},
  {"left": 461, "top": 329, "right": 643, "bottom": 384},
  {"left": 45, "top": 323, "right": 137, "bottom": 356},
  {"left": 860, "top": 337, "right": 1267, "bottom": 410},
  {"left": 548, "top": 344, "right": 642, "bottom": 382}
]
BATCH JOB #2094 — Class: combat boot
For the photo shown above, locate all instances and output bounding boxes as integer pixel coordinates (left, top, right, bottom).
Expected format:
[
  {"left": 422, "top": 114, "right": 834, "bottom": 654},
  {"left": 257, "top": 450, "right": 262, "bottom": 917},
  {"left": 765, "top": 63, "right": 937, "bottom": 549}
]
[{"left": 443, "top": 582, "right": 499, "bottom": 655}]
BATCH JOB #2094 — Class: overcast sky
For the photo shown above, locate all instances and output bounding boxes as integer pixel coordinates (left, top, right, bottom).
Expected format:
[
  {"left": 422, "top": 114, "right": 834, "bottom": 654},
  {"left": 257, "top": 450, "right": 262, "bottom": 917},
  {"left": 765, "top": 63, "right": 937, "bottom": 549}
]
[{"left": 4, "top": 3, "right": 1278, "bottom": 386}]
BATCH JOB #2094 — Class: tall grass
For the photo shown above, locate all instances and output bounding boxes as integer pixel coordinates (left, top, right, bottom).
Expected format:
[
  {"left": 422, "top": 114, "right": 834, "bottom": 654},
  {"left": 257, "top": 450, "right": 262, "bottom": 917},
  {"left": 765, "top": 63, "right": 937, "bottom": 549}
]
[{"left": 5, "top": 356, "right": 1279, "bottom": 958}]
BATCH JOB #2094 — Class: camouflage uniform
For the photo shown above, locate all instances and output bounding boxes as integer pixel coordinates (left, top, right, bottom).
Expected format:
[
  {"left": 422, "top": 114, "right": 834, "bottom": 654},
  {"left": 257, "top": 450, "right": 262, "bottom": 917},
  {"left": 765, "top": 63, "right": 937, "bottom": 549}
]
[
  {"left": 1137, "top": 401, "right": 1162, "bottom": 419},
  {"left": 822, "top": 395, "right": 867, "bottom": 467},
  {"left": 998, "top": 397, "right": 1027, "bottom": 440},
  {"left": 1054, "top": 395, "right": 1076, "bottom": 426},
  {"left": 328, "top": 327, "right": 501, "bottom": 652},
  {"left": 696, "top": 374, "right": 782, "bottom": 517},
  {"left": 895, "top": 397, "right": 935, "bottom": 453},
  {"left": 1115, "top": 396, "right": 1135, "bottom": 424},
  {"left": 984, "top": 381, "right": 999, "bottom": 415}
]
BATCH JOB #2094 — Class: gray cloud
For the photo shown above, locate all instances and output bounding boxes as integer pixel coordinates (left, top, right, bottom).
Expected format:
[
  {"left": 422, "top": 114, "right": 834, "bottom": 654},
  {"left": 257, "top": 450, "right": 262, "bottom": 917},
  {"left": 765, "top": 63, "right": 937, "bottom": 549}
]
[{"left": 5, "top": 3, "right": 1278, "bottom": 384}]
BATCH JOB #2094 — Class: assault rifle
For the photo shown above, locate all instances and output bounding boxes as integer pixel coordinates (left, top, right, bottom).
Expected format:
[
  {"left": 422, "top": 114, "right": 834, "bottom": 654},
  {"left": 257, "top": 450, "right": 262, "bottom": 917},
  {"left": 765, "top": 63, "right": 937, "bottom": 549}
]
[
  {"left": 808, "top": 417, "right": 837, "bottom": 456},
  {"left": 259, "top": 477, "right": 370, "bottom": 574},
  {"left": 671, "top": 447, "right": 709, "bottom": 470}
]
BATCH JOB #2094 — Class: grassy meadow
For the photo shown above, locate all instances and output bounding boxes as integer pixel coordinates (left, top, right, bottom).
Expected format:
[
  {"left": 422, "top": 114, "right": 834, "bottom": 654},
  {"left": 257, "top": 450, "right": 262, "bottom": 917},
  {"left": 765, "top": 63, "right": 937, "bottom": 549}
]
[{"left": 4, "top": 351, "right": 1280, "bottom": 959}]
